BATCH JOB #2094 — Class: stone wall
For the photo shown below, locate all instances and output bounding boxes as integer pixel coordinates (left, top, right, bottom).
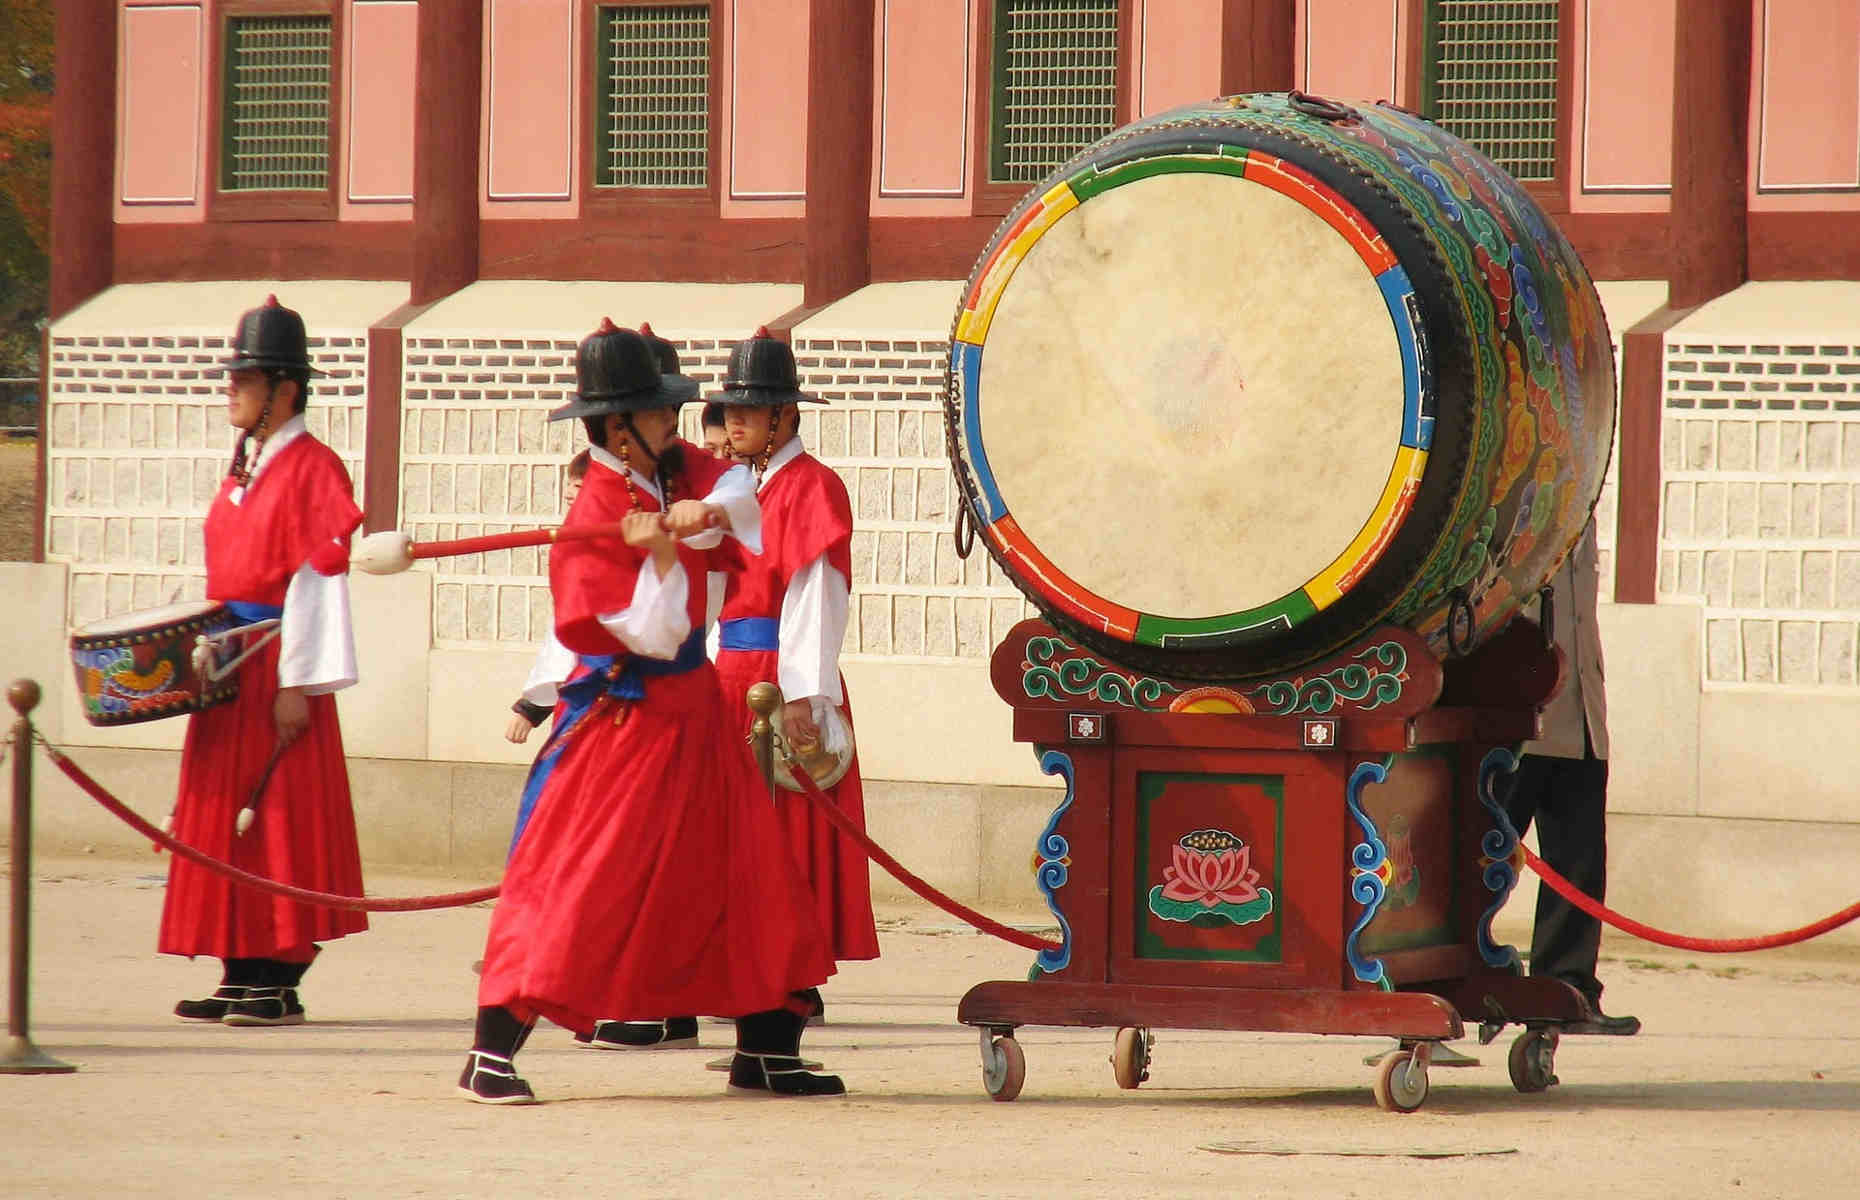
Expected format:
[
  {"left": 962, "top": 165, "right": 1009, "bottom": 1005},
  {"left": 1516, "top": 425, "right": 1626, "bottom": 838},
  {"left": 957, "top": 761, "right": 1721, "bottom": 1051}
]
[{"left": 1659, "top": 334, "right": 1860, "bottom": 687}]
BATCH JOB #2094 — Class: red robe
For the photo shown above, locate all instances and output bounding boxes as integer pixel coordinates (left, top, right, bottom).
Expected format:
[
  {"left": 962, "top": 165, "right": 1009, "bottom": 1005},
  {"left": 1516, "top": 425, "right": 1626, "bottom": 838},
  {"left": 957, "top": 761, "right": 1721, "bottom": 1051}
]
[
  {"left": 159, "top": 435, "right": 367, "bottom": 958},
  {"left": 477, "top": 448, "right": 835, "bottom": 1029},
  {"left": 715, "top": 451, "right": 880, "bottom": 963}
]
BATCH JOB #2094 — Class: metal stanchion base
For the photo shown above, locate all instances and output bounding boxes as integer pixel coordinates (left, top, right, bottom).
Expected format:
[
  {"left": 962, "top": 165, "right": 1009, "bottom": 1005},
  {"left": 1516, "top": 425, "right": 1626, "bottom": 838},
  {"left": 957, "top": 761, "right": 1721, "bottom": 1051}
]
[{"left": 0, "top": 1034, "right": 76, "bottom": 1074}]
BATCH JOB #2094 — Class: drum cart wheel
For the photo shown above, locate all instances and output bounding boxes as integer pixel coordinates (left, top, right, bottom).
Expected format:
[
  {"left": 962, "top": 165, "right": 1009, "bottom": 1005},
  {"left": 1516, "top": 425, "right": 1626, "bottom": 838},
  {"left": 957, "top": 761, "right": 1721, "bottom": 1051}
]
[
  {"left": 980, "top": 1028, "right": 1025, "bottom": 1102},
  {"left": 1110, "top": 1027, "right": 1152, "bottom": 1089},
  {"left": 1372, "top": 1047, "right": 1430, "bottom": 1113},
  {"left": 1508, "top": 1027, "right": 1560, "bottom": 1093}
]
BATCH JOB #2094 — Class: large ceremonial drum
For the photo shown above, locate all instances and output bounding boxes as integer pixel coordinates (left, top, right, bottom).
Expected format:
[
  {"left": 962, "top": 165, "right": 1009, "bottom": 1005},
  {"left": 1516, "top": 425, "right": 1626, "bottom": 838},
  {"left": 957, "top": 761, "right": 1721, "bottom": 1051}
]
[
  {"left": 70, "top": 600, "right": 241, "bottom": 725},
  {"left": 945, "top": 93, "right": 1615, "bottom": 680}
]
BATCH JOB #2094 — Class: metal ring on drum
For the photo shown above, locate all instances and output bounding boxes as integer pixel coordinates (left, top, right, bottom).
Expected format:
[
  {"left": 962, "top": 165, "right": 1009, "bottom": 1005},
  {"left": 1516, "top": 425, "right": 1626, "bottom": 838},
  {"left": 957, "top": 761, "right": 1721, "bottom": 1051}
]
[{"left": 945, "top": 92, "right": 1616, "bottom": 681}]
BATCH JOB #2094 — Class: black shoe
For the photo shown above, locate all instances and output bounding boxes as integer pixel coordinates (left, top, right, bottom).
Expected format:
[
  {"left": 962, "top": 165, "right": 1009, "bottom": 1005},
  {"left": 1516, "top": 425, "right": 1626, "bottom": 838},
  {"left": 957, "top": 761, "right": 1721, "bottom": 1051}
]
[
  {"left": 1562, "top": 1012, "right": 1641, "bottom": 1036},
  {"left": 726, "top": 1052, "right": 846, "bottom": 1097},
  {"left": 574, "top": 1017, "right": 699, "bottom": 1050},
  {"left": 221, "top": 987, "right": 306, "bottom": 1027},
  {"left": 174, "top": 986, "right": 247, "bottom": 1022},
  {"left": 457, "top": 1050, "right": 538, "bottom": 1105}
]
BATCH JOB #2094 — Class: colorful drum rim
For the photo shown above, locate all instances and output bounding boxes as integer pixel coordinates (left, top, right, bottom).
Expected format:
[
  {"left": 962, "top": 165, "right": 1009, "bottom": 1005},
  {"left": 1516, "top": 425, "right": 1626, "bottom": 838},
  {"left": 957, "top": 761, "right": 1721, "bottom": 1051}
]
[{"left": 951, "top": 145, "right": 1437, "bottom": 651}]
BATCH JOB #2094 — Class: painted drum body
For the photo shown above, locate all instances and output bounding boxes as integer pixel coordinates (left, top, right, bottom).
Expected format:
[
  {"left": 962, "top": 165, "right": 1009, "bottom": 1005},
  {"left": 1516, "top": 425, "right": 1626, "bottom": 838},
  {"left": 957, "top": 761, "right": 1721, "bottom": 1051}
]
[
  {"left": 945, "top": 92, "right": 1615, "bottom": 680},
  {"left": 70, "top": 600, "right": 241, "bottom": 725}
]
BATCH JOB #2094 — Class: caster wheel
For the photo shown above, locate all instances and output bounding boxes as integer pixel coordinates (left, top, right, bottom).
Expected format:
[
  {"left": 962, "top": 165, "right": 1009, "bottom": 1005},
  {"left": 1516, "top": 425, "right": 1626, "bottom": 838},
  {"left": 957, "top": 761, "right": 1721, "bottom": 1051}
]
[
  {"left": 1372, "top": 1048, "right": 1429, "bottom": 1113},
  {"left": 1111, "top": 1026, "right": 1151, "bottom": 1089},
  {"left": 981, "top": 1032, "right": 1025, "bottom": 1102},
  {"left": 1508, "top": 1028, "right": 1559, "bottom": 1093}
]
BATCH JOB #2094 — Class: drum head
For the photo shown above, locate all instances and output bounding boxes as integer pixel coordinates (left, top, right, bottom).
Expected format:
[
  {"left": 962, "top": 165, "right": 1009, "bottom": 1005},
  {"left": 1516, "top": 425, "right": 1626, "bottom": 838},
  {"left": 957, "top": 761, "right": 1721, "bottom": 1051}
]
[
  {"left": 978, "top": 171, "right": 1406, "bottom": 621},
  {"left": 953, "top": 149, "right": 1431, "bottom": 661},
  {"left": 73, "top": 600, "right": 226, "bottom": 638}
]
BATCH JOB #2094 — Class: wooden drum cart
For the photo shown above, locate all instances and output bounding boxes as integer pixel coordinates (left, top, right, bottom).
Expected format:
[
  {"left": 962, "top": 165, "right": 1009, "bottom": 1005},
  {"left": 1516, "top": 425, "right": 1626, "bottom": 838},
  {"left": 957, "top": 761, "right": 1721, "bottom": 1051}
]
[{"left": 958, "top": 618, "right": 1588, "bottom": 1111}]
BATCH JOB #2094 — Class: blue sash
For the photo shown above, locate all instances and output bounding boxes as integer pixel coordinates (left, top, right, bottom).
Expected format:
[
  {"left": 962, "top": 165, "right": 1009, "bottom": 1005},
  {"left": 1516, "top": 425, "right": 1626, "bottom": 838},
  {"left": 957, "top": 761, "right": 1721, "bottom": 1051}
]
[
  {"left": 225, "top": 600, "right": 284, "bottom": 623},
  {"left": 508, "top": 627, "right": 709, "bottom": 856},
  {"left": 718, "top": 617, "right": 780, "bottom": 652}
]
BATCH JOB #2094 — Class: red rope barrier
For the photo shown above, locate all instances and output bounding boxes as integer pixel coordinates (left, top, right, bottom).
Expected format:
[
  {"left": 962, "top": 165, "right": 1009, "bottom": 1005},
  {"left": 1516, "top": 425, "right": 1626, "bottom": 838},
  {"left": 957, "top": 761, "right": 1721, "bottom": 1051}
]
[
  {"left": 779, "top": 761, "right": 1061, "bottom": 954},
  {"left": 42, "top": 740, "right": 499, "bottom": 913},
  {"left": 1523, "top": 845, "right": 1860, "bottom": 952}
]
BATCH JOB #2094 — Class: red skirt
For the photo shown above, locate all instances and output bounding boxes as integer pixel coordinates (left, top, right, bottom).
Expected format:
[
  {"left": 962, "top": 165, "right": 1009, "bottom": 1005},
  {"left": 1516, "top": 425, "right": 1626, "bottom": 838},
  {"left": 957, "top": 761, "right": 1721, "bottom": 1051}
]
[
  {"left": 715, "top": 649, "right": 880, "bottom": 963},
  {"left": 159, "top": 640, "right": 367, "bottom": 958},
  {"left": 477, "top": 662, "right": 835, "bottom": 1030}
]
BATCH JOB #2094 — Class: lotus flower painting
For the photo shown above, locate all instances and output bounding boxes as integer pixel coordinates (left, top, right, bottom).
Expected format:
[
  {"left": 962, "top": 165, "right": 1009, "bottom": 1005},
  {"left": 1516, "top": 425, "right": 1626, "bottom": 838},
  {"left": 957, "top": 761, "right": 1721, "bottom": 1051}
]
[{"left": 1147, "top": 828, "right": 1275, "bottom": 927}]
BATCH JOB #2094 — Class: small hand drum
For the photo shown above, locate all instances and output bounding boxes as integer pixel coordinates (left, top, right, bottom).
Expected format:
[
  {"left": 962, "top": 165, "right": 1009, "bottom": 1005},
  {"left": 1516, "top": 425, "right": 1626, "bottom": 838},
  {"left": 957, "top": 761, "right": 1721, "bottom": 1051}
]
[{"left": 70, "top": 601, "right": 242, "bottom": 726}]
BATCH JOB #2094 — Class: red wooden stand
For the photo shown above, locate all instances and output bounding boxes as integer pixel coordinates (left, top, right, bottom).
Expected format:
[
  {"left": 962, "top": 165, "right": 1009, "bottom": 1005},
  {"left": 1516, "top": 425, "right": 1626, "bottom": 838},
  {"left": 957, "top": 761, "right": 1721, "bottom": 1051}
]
[{"left": 958, "top": 618, "right": 1590, "bottom": 1110}]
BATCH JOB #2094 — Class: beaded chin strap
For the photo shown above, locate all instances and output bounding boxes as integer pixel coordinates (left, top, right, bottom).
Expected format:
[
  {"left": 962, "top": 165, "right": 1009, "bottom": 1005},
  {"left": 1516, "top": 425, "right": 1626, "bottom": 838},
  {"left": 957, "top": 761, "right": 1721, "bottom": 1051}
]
[
  {"left": 616, "top": 423, "right": 677, "bottom": 512},
  {"left": 228, "top": 377, "right": 279, "bottom": 488},
  {"left": 751, "top": 404, "right": 783, "bottom": 483}
]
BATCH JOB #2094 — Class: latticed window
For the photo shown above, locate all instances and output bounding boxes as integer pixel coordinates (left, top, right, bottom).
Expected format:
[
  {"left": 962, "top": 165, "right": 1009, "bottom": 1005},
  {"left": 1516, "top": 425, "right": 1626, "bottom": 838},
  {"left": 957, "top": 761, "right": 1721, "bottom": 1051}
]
[
  {"left": 1423, "top": 0, "right": 1560, "bottom": 182},
  {"left": 988, "top": 0, "right": 1119, "bottom": 185},
  {"left": 595, "top": 4, "right": 711, "bottom": 190},
  {"left": 220, "top": 16, "right": 332, "bottom": 192}
]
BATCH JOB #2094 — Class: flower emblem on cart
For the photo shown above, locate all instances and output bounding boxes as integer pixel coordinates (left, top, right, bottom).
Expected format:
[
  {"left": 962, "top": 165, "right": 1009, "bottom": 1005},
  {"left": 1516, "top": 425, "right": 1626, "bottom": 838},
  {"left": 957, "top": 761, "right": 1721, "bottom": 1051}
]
[{"left": 1148, "top": 828, "right": 1275, "bottom": 927}]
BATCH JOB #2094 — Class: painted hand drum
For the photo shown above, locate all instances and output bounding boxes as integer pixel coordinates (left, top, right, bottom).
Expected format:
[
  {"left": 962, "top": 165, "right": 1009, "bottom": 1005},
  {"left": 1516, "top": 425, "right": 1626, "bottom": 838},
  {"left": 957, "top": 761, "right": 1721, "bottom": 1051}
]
[
  {"left": 70, "top": 600, "right": 241, "bottom": 726},
  {"left": 945, "top": 92, "right": 1615, "bottom": 680}
]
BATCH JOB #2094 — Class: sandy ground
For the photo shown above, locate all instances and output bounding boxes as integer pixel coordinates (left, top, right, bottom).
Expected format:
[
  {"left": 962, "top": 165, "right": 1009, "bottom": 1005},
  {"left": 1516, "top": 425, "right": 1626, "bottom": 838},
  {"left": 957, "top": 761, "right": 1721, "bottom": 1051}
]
[
  {"left": 4, "top": 853, "right": 1859, "bottom": 1200},
  {"left": 0, "top": 438, "right": 37, "bottom": 561}
]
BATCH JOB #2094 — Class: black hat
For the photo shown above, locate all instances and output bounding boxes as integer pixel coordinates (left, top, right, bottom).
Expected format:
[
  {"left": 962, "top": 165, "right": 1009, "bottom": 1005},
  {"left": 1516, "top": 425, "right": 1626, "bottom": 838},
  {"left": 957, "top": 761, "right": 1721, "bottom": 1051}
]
[
  {"left": 223, "top": 294, "right": 321, "bottom": 375},
  {"left": 547, "top": 318, "right": 700, "bottom": 422},
  {"left": 712, "top": 327, "right": 822, "bottom": 406},
  {"left": 638, "top": 321, "right": 682, "bottom": 374}
]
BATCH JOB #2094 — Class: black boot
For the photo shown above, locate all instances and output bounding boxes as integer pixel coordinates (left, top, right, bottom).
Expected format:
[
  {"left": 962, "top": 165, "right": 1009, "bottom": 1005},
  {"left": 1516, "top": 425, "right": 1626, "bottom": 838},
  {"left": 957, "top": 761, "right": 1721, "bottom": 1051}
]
[
  {"left": 223, "top": 958, "right": 308, "bottom": 1027},
  {"left": 728, "top": 1005, "right": 844, "bottom": 1097},
  {"left": 576, "top": 1016, "right": 700, "bottom": 1050},
  {"left": 175, "top": 958, "right": 264, "bottom": 1021},
  {"left": 459, "top": 1006, "right": 538, "bottom": 1105}
]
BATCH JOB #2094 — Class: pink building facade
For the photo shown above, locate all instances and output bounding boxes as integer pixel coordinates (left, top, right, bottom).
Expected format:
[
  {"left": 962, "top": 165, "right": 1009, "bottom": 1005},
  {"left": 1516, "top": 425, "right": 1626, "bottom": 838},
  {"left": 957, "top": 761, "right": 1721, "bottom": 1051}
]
[{"left": 30, "top": 1, "right": 1860, "bottom": 932}]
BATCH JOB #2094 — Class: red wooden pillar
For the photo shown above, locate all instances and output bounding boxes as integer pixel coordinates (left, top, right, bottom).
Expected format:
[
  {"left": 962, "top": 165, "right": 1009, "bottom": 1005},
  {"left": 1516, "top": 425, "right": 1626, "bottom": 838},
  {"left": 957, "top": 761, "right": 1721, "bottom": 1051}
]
[
  {"left": 412, "top": 0, "right": 482, "bottom": 305},
  {"left": 46, "top": 0, "right": 118, "bottom": 562},
  {"left": 1613, "top": 2, "right": 1753, "bottom": 604},
  {"left": 1220, "top": 0, "right": 1296, "bottom": 95},
  {"left": 1668, "top": 0, "right": 1751, "bottom": 310},
  {"left": 368, "top": 0, "right": 480, "bottom": 532},
  {"left": 51, "top": 0, "right": 115, "bottom": 320},
  {"left": 803, "top": 0, "right": 876, "bottom": 310}
]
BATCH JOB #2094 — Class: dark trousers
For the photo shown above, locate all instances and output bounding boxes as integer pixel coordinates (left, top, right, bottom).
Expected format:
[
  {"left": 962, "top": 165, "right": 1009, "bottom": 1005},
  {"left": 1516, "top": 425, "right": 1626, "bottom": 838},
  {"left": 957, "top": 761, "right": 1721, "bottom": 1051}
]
[{"left": 1499, "top": 743, "right": 1609, "bottom": 1004}]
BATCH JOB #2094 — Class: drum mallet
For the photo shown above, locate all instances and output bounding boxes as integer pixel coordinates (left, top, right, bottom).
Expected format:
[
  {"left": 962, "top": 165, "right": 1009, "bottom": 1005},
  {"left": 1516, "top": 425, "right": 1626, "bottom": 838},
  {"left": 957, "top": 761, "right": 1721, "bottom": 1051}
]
[
  {"left": 235, "top": 741, "right": 288, "bottom": 837},
  {"left": 352, "top": 513, "right": 719, "bottom": 574}
]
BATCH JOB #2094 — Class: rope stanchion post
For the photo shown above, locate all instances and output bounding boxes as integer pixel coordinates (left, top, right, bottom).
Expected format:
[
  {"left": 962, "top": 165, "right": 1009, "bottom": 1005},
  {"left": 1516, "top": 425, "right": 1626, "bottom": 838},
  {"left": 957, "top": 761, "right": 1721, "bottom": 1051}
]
[{"left": 1, "top": 679, "right": 75, "bottom": 1074}]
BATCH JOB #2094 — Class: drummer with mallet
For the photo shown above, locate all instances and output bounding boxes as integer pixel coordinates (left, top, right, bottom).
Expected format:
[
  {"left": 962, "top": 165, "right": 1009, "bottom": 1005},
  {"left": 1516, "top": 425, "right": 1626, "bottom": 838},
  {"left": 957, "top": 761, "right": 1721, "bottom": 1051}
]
[
  {"left": 166, "top": 296, "right": 369, "bottom": 1027},
  {"left": 458, "top": 319, "right": 844, "bottom": 1102},
  {"left": 711, "top": 327, "right": 880, "bottom": 1012}
]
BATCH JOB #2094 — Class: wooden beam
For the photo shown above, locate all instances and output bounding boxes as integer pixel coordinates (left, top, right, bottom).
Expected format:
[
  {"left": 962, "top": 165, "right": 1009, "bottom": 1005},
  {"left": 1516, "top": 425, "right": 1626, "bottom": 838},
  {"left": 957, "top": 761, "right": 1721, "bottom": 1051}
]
[
  {"left": 412, "top": 0, "right": 483, "bottom": 305},
  {"left": 1220, "top": 0, "right": 1296, "bottom": 95},
  {"left": 115, "top": 222, "right": 415, "bottom": 283},
  {"left": 1667, "top": 0, "right": 1751, "bottom": 310},
  {"left": 804, "top": 0, "right": 876, "bottom": 309}
]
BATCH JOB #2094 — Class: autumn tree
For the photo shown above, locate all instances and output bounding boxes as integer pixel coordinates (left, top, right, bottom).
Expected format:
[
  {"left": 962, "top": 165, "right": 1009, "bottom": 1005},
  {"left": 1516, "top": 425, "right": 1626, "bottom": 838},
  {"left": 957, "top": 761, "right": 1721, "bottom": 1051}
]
[{"left": 0, "top": 0, "right": 52, "bottom": 378}]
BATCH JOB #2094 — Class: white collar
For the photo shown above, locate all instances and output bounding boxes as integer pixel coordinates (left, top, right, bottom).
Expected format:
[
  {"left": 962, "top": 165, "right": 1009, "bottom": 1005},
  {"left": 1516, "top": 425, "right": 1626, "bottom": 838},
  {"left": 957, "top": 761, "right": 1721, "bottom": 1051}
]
[
  {"left": 757, "top": 436, "right": 806, "bottom": 489},
  {"left": 589, "top": 444, "right": 663, "bottom": 504},
  {"left": 230, "top": 413, "right": 307, "bottom": 504}
]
